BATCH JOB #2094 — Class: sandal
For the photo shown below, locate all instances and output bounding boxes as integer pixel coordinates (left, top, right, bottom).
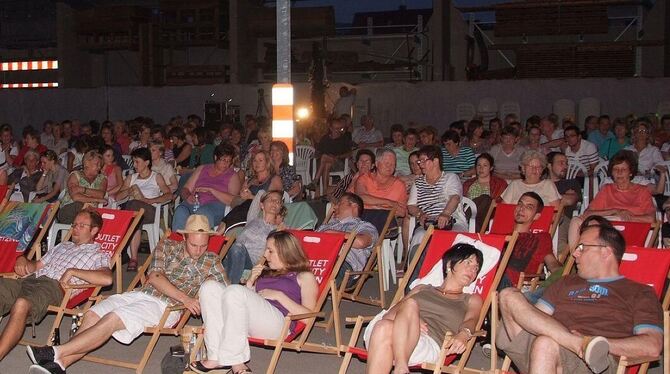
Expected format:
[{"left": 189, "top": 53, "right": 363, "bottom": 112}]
[
  {"left": 580, "top": 336, "right": 610, "bottom": 374},
  {"left": 233, "top": 368, "right": 252, "bottom": 374},
  {"left": 189, "top": 361, "right": 231, "bottom": 374},
  {"left": 126, "top": 259, "right": 138, "bottom": 272}
]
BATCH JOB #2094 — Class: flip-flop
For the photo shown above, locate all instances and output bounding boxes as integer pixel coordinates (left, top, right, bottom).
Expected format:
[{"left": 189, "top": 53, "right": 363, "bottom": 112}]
[
  {"left": 189, "top": 361, "right": 231, "bottom": 374},
  {"left": 581, "top": 336, "right": 610, "bottom": 374}
]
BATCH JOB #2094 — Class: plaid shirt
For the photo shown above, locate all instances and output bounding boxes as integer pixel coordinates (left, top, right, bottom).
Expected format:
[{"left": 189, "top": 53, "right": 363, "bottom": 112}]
[
  {"left": 140, "top": 238, "right": 227, "bottom": 306},
  {"left": 35, "top": 241, "right": 110, "bottom": 295}
]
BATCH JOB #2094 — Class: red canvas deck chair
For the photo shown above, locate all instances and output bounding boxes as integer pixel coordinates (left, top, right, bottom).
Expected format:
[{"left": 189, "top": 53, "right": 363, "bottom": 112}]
[
  {"left": 481, "top": 201, "right": 562, "bottom": 237},
  {"left": 338, "top": 228, "right": 518, "bottom": 374},
  {"left": 81, "top": 229, "right": 232, "bottom": 373},
  {"left": 497, "top": 246, "right": 670, "bottom": 374},
  {"left": 0, "top": 201, "right": 59, "bottom": 273},
  {"left": 610, "top": 220, "right": 659, "bottom": 248},
  {"left": 186, "top": 230, "right": 356, "bottom": 374},
  {"left": 27, "top": 208, "right": 141, "bottom": 345}
]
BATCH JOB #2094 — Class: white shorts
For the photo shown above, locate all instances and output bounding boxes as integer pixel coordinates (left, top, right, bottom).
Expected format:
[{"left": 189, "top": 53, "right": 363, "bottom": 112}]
[
  {"left": 363, "top": 309, "right": 441, "bottom": 366},
  {"left": 89, "top": 291, "right": 180, "bottom": 344}
]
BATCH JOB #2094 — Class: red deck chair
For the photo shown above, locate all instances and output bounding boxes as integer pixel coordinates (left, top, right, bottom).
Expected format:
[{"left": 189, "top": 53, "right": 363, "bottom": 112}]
[
  {"left": 610, "top": 221, "right": 659, "bottom": 248},
  {"left": 186, "top": 230, "right": 356, "bottom": 374},
  {"left": 0, "top": 201, "right": 59, "bottom": 273},
  {"left": 482, "top": 202, "right": 560, "bottom": 236},
  {"left": 16, "top": 207, "right": 142, "bottom": 347},
  {"left": 81, "top": 229, "right": 232, "bottom": 373},
  {"left": 339, "top": 228, "right": 518, "bottom": 374}
]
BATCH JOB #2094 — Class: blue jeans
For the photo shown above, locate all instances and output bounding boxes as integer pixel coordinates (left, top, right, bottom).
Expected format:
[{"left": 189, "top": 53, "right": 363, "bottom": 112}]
[
  {"left": 172, "top": 200, "right": 227, "bottom": 231},
  {"left": 222, "top": 242, "right": 253, "bottom": 284}
]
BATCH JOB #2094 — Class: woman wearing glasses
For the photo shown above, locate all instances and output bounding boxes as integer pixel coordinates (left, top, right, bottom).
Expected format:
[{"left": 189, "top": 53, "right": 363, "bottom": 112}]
[
  {"left": 624, "top": 118, "right": 664, "bottom": 176},
  {"left": 499, "top": 149, "right": 561, "bottom": 207}
]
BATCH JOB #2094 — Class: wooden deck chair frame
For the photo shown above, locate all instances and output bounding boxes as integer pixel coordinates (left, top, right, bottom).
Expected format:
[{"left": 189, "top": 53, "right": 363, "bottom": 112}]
[
  {"left": 480, "top": 201, "right": 563, "bottom": 239},
  {"left": 497, "top": 245, "right": 670, "bottom": 374},
  {"left": 186, "top": 230, "right": 357, "bottom": 374},
  {"left": 338, "top": 227, "right": 519, "bottom": 374},
  {"left": 0, "top": 201, "right": 59, "bottom": 271},
  {"left": 80, "top": 230, "right": 233, "bottom": 373},
  {"left": 16, "top": 207, "right": 143, "bottom": 348}
]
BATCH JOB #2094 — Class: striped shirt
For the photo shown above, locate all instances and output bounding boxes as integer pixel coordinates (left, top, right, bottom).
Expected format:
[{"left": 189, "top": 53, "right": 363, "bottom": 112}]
[
  {"left": 441, "top": 146, "right": 475, "bottom": 175},
  {"left": 565, "top": 139, "right": 599, "bottom": 168},
  {"left": 141, "top": 238, "right": 227, "bottom": 306},
  {"left": 408, "top": 172, "right": 466, "bottom": 228}
]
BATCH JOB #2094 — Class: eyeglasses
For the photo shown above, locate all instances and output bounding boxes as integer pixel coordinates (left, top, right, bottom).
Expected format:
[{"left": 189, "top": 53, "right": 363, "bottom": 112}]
[
  {"left": 71, "top": 223, "right": 92, "bottom": 229},
  {"left": 636, "top": 129, "right": 649, "bottom": 134},
  {"left": 573, "top": 243, "right": 606, "bottom": 254},
  {"left": 417, "top": 158, "right": 431, "bottom": 165}
]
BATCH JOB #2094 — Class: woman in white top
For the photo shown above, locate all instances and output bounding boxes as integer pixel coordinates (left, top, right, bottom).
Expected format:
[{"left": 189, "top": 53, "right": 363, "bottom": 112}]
[
  {"left": 500, "top": 149, "right": 561, "bottom": 206},
  {"left": 116, "top": 147, "right": 172, "bottom": 270},
  {"left": 149, "top": 140, "right": 178, "bottom": 193},
  {"left": 625, "top": 119, "right": 664, "bottom": 176}
]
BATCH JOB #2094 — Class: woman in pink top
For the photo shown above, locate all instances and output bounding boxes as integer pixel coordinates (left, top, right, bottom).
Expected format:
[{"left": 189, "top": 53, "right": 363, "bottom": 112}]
[
  {"left": 568, "top": 150, "right": 656, "bottom": 249},
  {"left": 101, "top": 145, "right": 123, "bottom": 200}
]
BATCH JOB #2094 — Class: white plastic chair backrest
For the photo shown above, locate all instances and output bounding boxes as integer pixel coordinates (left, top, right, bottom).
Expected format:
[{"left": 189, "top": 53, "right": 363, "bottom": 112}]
[
  {"left": 58, "top": 152, "right": 68, "bottom": 168},
  {"left": 657, "top": 101, "right": 670, "bottom": 117},
  {"left": 566, "top": 160, "right": 587, "bottom": 180},
  {"left": 294, "top": 145, "right": 315, "bottom": 171},
  {"left": 593, "top": 160, "right": 609, "bottom": 194},
  {"left": 662, "top": 161, "right": 670, "bottom": 197},
  {"left": 461, "top": 197, "right": 478, "bottom": 233},
  {"left": 578, "top": 97, "right": 601, "bottom": 126},
  {"left": 477, "top": 97, "right": 498, "bottom": 114},
  {"left": 122, "top": 155, "right": 134, "bottom": 171},
  {"left": 500, "top": 101, "right": 520, "bottom": 120},
  {"left": 456, "top": 103, "right": 476, "bottom": 121},
  {"left": 553, "top": 99, "right": 576, "bottom": 123}
]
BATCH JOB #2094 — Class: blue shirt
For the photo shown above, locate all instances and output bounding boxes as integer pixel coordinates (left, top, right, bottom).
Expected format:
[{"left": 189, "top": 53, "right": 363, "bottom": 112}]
[{"left": 317, "top": 216, "right": 378, "bottom": 271}]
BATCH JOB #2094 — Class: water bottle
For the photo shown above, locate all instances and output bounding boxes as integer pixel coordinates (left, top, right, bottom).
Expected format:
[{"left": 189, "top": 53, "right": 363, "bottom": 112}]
[
  {"left": 193, "top": 192, "right": 200, "bottom": 212},
  {"left": 189, "top": 333, "right": 197, "bottom": 360}
]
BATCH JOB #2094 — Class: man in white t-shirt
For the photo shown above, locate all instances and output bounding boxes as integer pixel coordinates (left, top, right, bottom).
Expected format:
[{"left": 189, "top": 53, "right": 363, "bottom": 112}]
[
  {"left": 332, "top": 86, "right": 356, "bottom": 118},
  {"left": 563, "top": 125, "right": 599, "bottom": 174},
  {"left": 352, "top": 115, "right": 384, "bottom": 150}
]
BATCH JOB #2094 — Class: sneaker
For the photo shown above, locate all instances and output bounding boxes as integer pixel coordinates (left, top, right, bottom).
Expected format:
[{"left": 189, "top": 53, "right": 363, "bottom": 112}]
[
  {"left": 481, "top": 343, "right": 492, "bottom": 358},
  {"left": 29, "top": 362, "right": 66, "bottom": 374},
  {"left": 26, "top": 345, "right": 55, "bottom": 365}
]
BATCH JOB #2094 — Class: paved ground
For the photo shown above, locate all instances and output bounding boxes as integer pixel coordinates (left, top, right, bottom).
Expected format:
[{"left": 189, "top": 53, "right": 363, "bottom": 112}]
[{"left": 0, "top": 254, "right": 664, "bottom": 373}]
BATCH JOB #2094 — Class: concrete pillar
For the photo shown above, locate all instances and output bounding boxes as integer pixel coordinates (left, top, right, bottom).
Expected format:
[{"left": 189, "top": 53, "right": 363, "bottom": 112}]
[{"left": 430, "top": 0, "right": 452, "bottom": 81}]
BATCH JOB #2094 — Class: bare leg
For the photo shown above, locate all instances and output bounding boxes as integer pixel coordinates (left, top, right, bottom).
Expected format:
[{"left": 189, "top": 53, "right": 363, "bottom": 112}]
[
  {"left": 498, "top": 288, "right": 581, "bottom": 354},
  {"left": 366, "top": 319, "right": 395, "bottom": 374},
  {"left": 389, "top": 299, "right": 421, "bottom": 374},
  {"left": 57, "top": 311, "right": 125, "bottom": 368},
  {"left": 529, "top": 335, "right": 563, "bottom": 374},
  {"left": 129, "top": 231, "right": 141, "bottom": 262},
  {"left": 0, "top": 298, "right": 32, "bottom": 359}
]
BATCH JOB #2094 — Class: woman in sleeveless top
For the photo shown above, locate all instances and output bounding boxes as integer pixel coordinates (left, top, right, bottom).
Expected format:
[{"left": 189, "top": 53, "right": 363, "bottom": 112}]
[
  {"left": 116, "top": 148, "right": 172, "bottom": 270},
  {"left": 365, "top": 243, "right": 484, "bottom": 373},
  {"left": 172, "top": 144, "right": 242, "bottom": 231},
  {"left": 101, "top": 145, "right": 123, "bottom": 199},
  {"left": 193, "top": 231, "right": 318, "bottom": 374},
  {"left": 222, "top": 150, "right": 283, "bottom": 227},
  {"left": 169, "top": 126, "right": 192, "bottom": 169},
  {"left": 58, "top": 150, "right": 108, "bottom": 224}
]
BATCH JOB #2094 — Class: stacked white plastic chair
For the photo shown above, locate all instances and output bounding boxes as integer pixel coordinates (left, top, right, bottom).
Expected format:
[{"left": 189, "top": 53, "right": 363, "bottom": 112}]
[
  {"left": 456, "top": 103, "right": 476, "bottom": 121},
  {"left": 477, "top": 97, "right": 499, "bottom": 123},
  {"left": 553, "top": 99, "right": 576, "bottom": 123},
  {"left": 578, "top": 97, "right": 600, "bottom": 126}
]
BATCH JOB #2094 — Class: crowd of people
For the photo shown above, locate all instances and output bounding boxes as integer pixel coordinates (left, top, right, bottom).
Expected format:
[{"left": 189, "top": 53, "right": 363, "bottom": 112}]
[{"left": 0, "top": 103, "right": 665, "bottom": 374}]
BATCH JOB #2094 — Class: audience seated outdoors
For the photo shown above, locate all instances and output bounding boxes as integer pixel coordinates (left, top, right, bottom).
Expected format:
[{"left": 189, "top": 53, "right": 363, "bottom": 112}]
[
  {"left": 625, "top": 118, "right": 664, "bottom": 177},
  {"left": 58, "top": 150, "right": 108, "bottom": 224},
  {"left": 189, "top": 127, "right": 215, "bottom": 170},
  {"left": 353, "top": 115, "right": 384, "bottom": 151},
  {"left": 223, "top": 190, "right": 286, "bottom": 284},
  {"left": 392, "top": 128, "right": 418, "bottom": 177},
  {"left": 500, "top": 149, "right": 561, "bottom": 207},
  {"left": 489, "top": 125, "right": 525, "bottom": 180},
  {"left": 13, "top": 128, "right": 48, "bottom": 168},
  {"left": 497, "top": 217, "right": 663, "bottom": 374},
  {"left": 0, "top": 209, "right": 111, "bottom": 361},
  {"left": 316, "top": 192, "right": 378, "bottom": 288},
  {"left": 440, "top": 129, "right": 475, "bottom": 178},
  {"left": 599, "top": 117, "right": 629, "bottom": 160},
  {"left": 354, "top": 148, "right": 408, "bottom": 218},
  {"left": 243, "top": 126, "right": 272, "bottom": 171},
  {"left": 33, "top": 150, "right": 68, "bottom": 203},
  {"left": 463, "top": 120, "right": 491, "bottom": 155},
  {"left": 191, "top": 230, "right": 318, "bottom": 374},
  {"left": 568, "top": 150, "right": 657, "bottom": 249},
  {"left": 0, "top": 125, "right": 19, "bottom": 185},
  {"left": 27, "top": 214, "right": 227, "bottom": 374},
  {"left": 365, "top": 243, "right": 483, "bottom": 373},
  {"left": 8, "top": 149, "right": 42, "bottom": 202},
  {"left": 114, "top": 147, "right": 173, "bottom": 271},
  {"left": 173, "top": 144, "right": 241, "bottom": 231},
  {"left": 101, "top": 145, "right": 123, "bottom": 200},
  {"left": 128, "top": 123, "right": 151, "bottom": 153},
  {"left": 169, "top": 127, "right": 192, "bottom": 169},
  {"left": 563, "top": 125, "right": 599, "bottom": 174},
  {"left": 524, "top": 125, "right": 548, "bottom": 155},
  {"left": 547, "top": 151, "right": 581, "bottom": 252},
  {"left": 310, "top": 117, "right": 353, "bottom": 197},
  {"left": 149, "top": 140, "right": 178, "bottom": 193},
  {"left": 462, "top": 153, "right": 508, "bottom": 231}
]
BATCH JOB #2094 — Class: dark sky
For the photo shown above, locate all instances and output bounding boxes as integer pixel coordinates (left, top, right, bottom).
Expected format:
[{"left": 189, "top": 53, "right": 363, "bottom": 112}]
[{"left": 293, "top": 0, "right": 501, "bottom": 24}]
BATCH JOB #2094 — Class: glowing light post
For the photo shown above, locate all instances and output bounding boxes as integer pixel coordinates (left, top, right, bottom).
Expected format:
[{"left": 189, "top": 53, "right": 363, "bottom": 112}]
[{"left": 272, "top": 83, "right": 294, "bottom": 164}]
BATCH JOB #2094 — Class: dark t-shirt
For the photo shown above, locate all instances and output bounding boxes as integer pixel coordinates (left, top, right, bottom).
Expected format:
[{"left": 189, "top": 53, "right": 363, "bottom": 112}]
[
  {"left": 539, "top": 274, "right": 663, "bottom": 338},
  {"left": 555, "top": 178, "right": 581, "bottom": 217},
  {"left": 506, "top": 232, "right": 553, "bottom": 286},
  {"left": 317, "top": 132, "right": 352, "bottom": 157}
]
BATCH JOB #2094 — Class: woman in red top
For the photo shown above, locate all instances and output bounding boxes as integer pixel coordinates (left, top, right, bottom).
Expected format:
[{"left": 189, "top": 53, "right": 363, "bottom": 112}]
[{"left": 568, "top": 150, "right": 656, "bottom": 249}]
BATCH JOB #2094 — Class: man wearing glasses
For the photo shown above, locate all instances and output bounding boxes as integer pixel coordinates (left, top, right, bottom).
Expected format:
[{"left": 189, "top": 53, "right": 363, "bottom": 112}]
[
  {"left": 0, "top": 208, "right": 111, "bottom": 361},
  {"left": 563, "top": 125, "right": 599, "bottom": 176},
  {"left": 497, "top": 217, "right": 663, "bottom": 374}
]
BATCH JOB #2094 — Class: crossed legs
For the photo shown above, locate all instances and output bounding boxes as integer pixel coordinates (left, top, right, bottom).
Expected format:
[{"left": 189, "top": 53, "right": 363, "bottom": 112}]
[
  {"left": 498, "top": 288, "right": 584, "bottom": 374},
  {"left": 366, "top": 298, "right": 421, "bottom": 374}
]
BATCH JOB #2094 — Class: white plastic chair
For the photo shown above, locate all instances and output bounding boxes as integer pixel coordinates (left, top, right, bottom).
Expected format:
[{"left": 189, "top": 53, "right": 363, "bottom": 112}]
[
  {"left": 553, "top": 99, "right": 576, "bottom": 123},
  {"left": 567, "top": 160, "right": 590, "bottom": 215},
  {"left": 657, "top": 101, "right": 670, "bottom": 117},
  {"left": 593, "top": 160, "right": 610, "bottom": 196},
  {"left": 294, "top": 145, "right": 315, "bottom": 185},
  {"left": 477, "top": 98, "right": 499, "bottom": 122},
  {"left": 58, "top": 152, "right": 68, "bottom": 168},
  {"left": 46, "top": 189, "right": 73, "bottom": 251},
  {"left": 578, "top": 97, "right": 601, "bottom": 127},
  {"left": 142, "top": 202, "right": 166, "bottom": 253},
  {"left": 122, "top": 155, "right": 134, "bottom": 172},
  {"left": 500, "top": 101, "right": 521, "bottom": 121},
  {"left": 456, "top": 103, "right": 476, "bottom": 121}
]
